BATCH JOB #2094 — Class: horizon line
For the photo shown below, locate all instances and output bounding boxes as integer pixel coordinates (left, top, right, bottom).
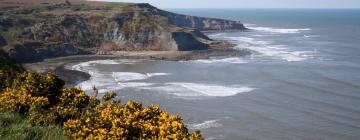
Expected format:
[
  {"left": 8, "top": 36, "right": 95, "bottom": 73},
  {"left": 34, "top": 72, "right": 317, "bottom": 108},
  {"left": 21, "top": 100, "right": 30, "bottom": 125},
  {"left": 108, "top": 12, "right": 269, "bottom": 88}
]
[{"left": 162, "top": 7, "right": 360, "bottom": 10}]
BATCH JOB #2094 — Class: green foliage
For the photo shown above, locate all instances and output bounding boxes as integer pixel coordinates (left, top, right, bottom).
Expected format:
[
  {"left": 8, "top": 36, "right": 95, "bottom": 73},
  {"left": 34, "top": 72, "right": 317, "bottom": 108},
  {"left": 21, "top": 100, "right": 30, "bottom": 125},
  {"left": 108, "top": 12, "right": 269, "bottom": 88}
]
[
  {"left": 0, "top": 72, "right": 64, "bottom": 114},
  {"left": 0, "top": 50, "right": 24, "bottom": 91},
  {"left": 63, "top": 100, "right": 203, "bottom": 139},
  {"left": 0, "top": 70, "right": 204, "bottom": 139},
  {"left": 106, "top": 2, "right": 131, "bottom": 9},
  {"left": 0, "top": 112, "right": 68, "bottom": 140},
  {"left": 52, "top": 88, "right": 99, "bottom": 123}
]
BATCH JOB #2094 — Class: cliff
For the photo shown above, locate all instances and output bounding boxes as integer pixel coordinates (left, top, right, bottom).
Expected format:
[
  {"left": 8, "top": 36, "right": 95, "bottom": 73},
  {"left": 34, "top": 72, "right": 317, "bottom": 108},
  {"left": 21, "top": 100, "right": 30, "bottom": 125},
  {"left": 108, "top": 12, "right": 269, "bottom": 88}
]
[{"left": 0, "top": 0, "right": 246, "bottom": 63}]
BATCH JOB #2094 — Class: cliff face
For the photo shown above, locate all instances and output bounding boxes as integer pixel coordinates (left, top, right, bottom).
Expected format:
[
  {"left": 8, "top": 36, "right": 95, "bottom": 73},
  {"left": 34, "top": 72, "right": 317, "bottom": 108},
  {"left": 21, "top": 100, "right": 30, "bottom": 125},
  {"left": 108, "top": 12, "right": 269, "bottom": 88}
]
[
  {"left": 0, "top": 1, "right": 246, "bottom": 63},
  {"left": 132, "top": 3, "right": 246, "bottom": 31}
]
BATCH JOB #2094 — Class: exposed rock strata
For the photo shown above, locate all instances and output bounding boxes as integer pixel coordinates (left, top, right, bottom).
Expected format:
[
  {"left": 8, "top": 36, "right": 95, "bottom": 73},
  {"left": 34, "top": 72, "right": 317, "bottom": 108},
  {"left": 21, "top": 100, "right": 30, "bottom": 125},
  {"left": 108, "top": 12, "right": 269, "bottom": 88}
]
[{"left": 0, "top": 0, "right": 247, "bottom": 63}]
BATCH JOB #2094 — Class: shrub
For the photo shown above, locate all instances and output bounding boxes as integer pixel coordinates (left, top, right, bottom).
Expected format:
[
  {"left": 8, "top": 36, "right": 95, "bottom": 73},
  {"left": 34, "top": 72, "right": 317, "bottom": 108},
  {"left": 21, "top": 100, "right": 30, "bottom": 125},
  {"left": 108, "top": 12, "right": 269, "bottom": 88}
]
[
  {"left": 64, "top": 100, "right": 203, "bottom": 139},
  {"left": 0, "top": 112, "right": 68, "bottom": 140},
  {"left": 0, "top": 72, "right": 64, "bottom": 114},
  {"left": 54, "top": 88, "right": 99, "bottom": 123},
  {"left": 102, "top": 92, "right": 117, "bottom": 102},
  {"left": 0, "top": 71, "right": 204, "bottom": 139},
  {"left": 25, "top": 87, "right": 99, "bottom": 126},
  {"left": 0, "top": 51, "right": 24, "bottom": 91}
]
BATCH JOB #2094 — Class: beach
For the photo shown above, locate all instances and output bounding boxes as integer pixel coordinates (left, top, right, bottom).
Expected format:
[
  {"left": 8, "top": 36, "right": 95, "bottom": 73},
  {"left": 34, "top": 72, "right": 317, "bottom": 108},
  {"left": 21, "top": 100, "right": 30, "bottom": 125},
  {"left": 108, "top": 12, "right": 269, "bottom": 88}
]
[
  {"left": 19, "top": 9, "right": 360, "bottom": 140},
  {"left": 23, "top": 48, "right": 249, "bottom": 87}
]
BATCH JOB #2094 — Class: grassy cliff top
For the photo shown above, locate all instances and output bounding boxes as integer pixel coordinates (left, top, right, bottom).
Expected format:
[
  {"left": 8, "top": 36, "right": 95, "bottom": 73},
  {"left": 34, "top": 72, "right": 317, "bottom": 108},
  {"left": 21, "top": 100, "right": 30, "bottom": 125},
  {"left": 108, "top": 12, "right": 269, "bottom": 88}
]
[{"left": 0, "top": 0, "right": 130, "bottom": 7}]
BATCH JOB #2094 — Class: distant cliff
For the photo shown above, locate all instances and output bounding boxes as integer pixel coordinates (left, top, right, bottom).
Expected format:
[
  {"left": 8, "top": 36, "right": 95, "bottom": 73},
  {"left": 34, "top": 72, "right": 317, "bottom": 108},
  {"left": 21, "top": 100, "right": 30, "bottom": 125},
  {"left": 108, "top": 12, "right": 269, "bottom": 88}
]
[
  {"left": 131, "top": 3, "right": 246, "bottom": 31},
  {"left": 0, "top": 0, "right": 246, "bottom": 63}
]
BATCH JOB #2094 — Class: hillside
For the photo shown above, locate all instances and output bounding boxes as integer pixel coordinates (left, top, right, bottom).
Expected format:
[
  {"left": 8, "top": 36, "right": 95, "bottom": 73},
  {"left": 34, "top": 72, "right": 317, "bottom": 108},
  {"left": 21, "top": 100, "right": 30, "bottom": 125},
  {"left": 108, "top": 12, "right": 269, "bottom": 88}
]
[
  {"left": 0, "top": 50, "right": 204, "bottom": 140},
  {"left": 0, "top": 0, "right": 246, "bottom": 63}
]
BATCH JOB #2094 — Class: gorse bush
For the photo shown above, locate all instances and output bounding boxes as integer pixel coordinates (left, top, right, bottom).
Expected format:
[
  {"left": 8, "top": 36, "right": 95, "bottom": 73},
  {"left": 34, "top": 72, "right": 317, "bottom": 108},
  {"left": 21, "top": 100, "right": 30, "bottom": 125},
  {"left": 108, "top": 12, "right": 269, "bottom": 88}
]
[
  {"left": 63, "top": 98, "right": 203, "bottom": 139},
  {"left": 54, "top": 88, "right": 99, "bottom": 122},
  {"left": 0, "top": 51, "right": 24, "bottom": 91},
  {"left": 0, "top": 72, "right": 64, "bottom": 113},
  {"left": 0, "top": 59, "right": 204, "bottom": 139}
]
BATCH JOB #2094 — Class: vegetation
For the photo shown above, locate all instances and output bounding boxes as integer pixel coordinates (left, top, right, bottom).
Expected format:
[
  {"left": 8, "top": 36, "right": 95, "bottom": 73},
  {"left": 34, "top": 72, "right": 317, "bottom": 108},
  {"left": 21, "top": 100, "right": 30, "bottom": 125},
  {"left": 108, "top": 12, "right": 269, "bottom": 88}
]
[
  {"left": 0, "top": 51, "right": 203, "bottom": 139},
  {"left": 0, "top": 112, "right": 67, "bottom": 140},
  {"left": 106, "top": 2, "right": 131, "bottom": 10},
  {"left": 0, "top": 51, "right": 24, "bottom": 91}
]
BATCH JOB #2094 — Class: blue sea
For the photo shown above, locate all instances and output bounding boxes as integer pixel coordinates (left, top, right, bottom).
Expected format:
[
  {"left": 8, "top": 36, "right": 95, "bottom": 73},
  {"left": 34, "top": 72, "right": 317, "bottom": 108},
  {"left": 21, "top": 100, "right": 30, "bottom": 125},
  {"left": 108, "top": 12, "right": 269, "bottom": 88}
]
[{"left": 67, "top": 9, "right": 360, "bottom": 139}]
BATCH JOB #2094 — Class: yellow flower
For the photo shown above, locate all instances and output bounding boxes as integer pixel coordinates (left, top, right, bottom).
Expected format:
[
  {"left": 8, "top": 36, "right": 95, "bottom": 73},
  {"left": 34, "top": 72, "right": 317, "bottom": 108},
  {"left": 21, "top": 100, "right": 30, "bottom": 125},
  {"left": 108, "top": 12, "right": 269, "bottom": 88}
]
[{"left": 86, "top": 118, "right": 91, "bottom": 123}]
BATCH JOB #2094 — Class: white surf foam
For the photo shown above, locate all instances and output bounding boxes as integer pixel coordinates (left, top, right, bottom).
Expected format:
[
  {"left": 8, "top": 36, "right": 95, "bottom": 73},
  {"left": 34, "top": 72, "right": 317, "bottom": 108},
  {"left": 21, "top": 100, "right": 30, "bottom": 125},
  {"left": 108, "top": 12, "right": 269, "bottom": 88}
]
[
  {"left": 69, "top": 60, "right": 253, "bottom": 98},
  {"left": 192, "top": 57, "right": 248, "bottom": 64},
  {"left": 146, "top": 73, "right": 172, "bottom": 77},
  {"left": 245, "top": 23, "right": 311, "bottom": 34},
  {"left": 72, "top": 59, "right": 141, "bottom": 68},
  {"left": 75, "top": 71, "right": 167, "bottom": 94},
  {"left": 229, "top": 36, "right": 314, "bottom": 62},
  {"left": 149, "top": 83, "right": 255, "bottom": 97},
  {"left": 112, "top": 72, "right": 149, "bottom": 82},
  {"left": 68, "top": 61, "right": 121, "bottom": 93},
  {"left": 76, "top": 71, "right": 120, "bottom": 93},
  {"left": 244, "top": 23, "right": 256, "bottom": 27},
  {"left": 118, "top": 82, "right": 155, "bottom": 89},
  {"left": 70, "top": 59, "right": 141, "bottom": 72},
  {"left": 249, "top": 26, "right": 311, "bottom": 34},
  {"left": 304, "top": 35, "right": 321, "bottom": 38},
  {"left": 173, "top": 83, "right": 255, "bottom": 97},
  {"left": 112, "top": 72, "right": 172, "bottom": 82},
  {"left": 68, "top": 59, "right": 171, "bottom": 93},
  {"left": 188, "top": 120, "right": 222, "bottom": 130}
]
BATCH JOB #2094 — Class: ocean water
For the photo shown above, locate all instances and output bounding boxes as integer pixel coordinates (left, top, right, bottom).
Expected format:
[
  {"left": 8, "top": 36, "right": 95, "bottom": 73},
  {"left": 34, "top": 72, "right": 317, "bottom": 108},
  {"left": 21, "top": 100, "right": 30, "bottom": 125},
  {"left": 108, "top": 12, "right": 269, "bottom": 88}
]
[{"left": 67, "top": 9, "right": 360, "bottom": 140}]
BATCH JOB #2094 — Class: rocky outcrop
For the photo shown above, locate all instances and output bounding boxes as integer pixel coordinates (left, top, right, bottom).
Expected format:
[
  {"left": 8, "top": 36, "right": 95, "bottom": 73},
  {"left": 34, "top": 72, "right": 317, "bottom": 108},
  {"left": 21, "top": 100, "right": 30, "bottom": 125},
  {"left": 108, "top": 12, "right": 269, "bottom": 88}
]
[
  {"left": 172, "top": 32, "right": 208, "bottom": 51},
  {"left": 3, "top": 42, "right": 90, "bottom": 63},
  {"left": 132, "top": 3, "right": 246, "bottom": 31},
  {"left": 0, "top": 1, "right": 246, "bottom": 63},
  {"left": 162, "top": 11, "right": 246, "bottom": 31}
]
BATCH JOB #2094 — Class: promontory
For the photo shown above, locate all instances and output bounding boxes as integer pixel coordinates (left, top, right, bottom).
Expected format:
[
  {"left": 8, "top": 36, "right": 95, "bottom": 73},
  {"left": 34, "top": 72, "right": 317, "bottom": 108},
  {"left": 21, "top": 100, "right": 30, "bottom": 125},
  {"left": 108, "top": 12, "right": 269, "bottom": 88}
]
[{"left": 0, "top": 0, "right": 247, "bottom": 63}]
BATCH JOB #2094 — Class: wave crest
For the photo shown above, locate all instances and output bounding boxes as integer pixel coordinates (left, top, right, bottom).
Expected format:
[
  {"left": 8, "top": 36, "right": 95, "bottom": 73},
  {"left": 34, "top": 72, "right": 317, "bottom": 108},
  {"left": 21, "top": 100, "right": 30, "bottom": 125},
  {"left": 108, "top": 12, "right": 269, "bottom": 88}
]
[
  {"left": 188, "top": 120, "right": 222, "bottom": 129},
  {"left": 245, "top": 23, "right": 311, "bottom": 34}
]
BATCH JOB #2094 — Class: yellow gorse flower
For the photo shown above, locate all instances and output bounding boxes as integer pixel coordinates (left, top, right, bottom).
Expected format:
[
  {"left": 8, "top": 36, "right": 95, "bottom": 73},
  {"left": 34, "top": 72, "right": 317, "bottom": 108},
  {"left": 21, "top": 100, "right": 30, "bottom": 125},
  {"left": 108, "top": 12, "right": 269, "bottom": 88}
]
[{"left": 0, "top": 71, "right": 204, "bottom": 139}]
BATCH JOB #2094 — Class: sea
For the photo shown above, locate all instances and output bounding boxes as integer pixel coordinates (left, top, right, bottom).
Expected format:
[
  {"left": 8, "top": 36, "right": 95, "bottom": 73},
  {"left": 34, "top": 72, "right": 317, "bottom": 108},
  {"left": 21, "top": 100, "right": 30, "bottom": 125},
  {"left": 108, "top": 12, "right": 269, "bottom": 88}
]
[{"left": 66, "top": 9, "right": 360, "bottom": 140}]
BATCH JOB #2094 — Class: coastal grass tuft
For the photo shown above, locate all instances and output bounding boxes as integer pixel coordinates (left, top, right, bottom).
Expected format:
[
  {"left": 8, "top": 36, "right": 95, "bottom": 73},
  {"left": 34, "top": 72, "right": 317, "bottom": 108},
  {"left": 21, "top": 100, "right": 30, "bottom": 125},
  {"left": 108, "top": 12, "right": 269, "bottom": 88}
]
[{"left": 0, "top": 112, "right": 68, "bottom": 140}]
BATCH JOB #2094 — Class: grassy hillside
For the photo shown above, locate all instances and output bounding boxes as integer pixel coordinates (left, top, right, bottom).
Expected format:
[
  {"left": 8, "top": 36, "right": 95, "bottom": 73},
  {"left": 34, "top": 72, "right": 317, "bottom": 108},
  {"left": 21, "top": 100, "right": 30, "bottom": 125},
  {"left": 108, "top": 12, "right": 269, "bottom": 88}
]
[
  {"left": 0, "top": 50, "right": 203, "bottom": 139},
  {"left": 0, "top": 112, "right": 67, "bottom": 140}
]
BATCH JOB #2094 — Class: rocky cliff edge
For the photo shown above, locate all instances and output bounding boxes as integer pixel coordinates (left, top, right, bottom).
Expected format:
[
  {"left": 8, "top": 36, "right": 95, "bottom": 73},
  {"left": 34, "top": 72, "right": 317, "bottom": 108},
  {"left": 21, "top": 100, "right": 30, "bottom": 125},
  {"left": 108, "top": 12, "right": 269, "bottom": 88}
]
[{"left": 0, "top": 0, "right": 247, "bottom": 63}]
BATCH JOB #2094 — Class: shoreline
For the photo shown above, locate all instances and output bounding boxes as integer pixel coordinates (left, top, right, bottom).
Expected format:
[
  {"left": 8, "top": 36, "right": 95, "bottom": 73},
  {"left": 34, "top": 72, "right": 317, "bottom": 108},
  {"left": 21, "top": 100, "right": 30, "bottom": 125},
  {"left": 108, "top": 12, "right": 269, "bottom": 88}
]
[{"left": 23, "top": 48, "right": 251, "bottom": 87}]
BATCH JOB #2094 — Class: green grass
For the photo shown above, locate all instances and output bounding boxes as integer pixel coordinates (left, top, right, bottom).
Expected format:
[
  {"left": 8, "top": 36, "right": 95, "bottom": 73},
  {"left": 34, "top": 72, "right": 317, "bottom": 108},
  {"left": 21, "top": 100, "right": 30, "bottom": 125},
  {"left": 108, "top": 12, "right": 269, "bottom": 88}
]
[
  {"left": 106, "top": 2, "right": 131, "bottom": 9},
  {"left": 0, "top": 112, "right": 69, "bottom": 140}
]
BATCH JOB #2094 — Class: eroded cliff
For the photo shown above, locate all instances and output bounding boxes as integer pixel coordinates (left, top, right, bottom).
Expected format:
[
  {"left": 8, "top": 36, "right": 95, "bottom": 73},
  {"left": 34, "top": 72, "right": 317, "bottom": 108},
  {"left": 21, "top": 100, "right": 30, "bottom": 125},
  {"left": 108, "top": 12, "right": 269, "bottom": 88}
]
[{"left": 0, "top": 0, "right": 246, "bottom": 63}]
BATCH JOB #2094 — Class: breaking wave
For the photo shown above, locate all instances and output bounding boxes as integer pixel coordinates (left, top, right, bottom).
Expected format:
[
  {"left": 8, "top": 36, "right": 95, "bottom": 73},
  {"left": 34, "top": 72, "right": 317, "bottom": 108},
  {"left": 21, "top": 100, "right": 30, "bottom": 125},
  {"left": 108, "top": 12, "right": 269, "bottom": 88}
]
[
  {"left": 228, "top": 36, "right": 315, "bottom": 62},
  {"left": 188, "top": 120, "right": 223, "bottom": 129},
  {"left": 245, "top": 23, "right": 311, "bottom": 34},
  {"left": 149, "top": 83, "right": 255, "bottom": 97},
  {"left": 68, "top": 60, "right": 255, "bottom": 97},
  {"left": 191, "top": 57, "right": 248, "bottom": 64}
]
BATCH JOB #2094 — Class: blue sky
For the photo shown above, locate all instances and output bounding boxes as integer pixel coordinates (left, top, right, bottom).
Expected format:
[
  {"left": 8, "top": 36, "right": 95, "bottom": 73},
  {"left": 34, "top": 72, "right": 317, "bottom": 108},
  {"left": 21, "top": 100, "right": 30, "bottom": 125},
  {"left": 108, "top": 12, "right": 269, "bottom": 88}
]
[{"left": 92, "top": 0, "right": 360, "bottom": 8}]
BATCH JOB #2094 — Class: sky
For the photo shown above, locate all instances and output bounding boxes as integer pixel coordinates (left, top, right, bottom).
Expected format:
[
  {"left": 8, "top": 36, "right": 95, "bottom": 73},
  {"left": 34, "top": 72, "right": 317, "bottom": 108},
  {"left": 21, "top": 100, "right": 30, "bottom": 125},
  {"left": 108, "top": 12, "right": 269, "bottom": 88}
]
[{"left": 91, "top": 0, "right": 360, "bottom": 9}]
